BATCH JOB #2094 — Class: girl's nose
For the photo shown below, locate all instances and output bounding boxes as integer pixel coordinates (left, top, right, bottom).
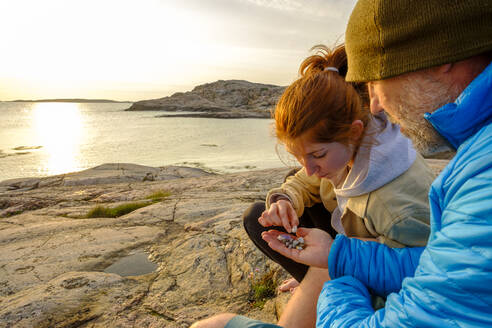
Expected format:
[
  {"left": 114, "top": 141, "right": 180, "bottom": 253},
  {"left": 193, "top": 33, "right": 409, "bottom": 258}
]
[{"left": 304, "top": 160, "right": 318, "bottom": 176}]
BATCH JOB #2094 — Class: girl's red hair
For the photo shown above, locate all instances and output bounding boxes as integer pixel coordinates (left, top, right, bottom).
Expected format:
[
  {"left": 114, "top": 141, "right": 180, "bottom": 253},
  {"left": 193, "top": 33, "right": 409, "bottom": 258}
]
[{"left": 274, "top": 44, "right": 369, "bottom": 147}]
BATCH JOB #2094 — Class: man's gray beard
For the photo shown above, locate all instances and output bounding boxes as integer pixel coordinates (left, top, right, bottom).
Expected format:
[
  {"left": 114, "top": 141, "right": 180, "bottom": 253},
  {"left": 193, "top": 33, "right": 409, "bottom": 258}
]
[
  {"left": 392, "top": 72, "right": 459, "bottom": 158},
  {"left": 386, "top": 107, "right": 455, "bottom": 158}
]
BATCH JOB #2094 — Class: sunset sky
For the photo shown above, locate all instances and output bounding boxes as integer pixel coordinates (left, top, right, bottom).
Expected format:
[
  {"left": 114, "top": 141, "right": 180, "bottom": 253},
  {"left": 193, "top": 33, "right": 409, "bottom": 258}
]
[{"left": 1, "top": 0, "right": 357, "bottom": 101}]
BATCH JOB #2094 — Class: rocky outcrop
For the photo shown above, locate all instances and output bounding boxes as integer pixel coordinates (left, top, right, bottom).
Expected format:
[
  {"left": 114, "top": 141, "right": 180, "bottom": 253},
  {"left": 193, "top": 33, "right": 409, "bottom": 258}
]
[
  {"left": 0, "top": 159, "right": 450, "bottom": 327},
  {"left": 0, "top": 164, "right": 294, "bottom": 327},
  {"left": 126, "top": 80, "right": 286, "bottom": 119}
]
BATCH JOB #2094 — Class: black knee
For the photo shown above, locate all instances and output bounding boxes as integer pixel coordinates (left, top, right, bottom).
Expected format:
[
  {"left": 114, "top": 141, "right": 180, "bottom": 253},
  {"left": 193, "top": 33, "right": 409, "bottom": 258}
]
[
  {"left": 243, "top": 201, "right": 266, "bottom": 236},
  {"left": 242, "top": 201, "right": 308, "bottom": 282}
]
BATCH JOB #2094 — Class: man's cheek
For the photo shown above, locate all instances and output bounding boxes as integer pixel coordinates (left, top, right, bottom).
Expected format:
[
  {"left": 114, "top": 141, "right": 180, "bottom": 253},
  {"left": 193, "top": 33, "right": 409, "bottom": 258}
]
[
  {"left": 385, "top": 111, "right": 401, "bottom": 125},
  {"left": 399, "top": 127, "right": 412, "bottom": 138}
]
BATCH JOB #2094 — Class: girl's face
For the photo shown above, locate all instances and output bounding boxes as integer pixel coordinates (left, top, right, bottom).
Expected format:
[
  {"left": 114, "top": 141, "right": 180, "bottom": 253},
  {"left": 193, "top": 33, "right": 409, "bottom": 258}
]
[{"left": 286, "top": 133, "right": 355, "bottom": 186}]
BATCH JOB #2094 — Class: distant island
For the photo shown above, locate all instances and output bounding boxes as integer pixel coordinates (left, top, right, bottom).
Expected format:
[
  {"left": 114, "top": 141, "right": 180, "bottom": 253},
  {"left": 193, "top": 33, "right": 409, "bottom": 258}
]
[
  {"left": 5, "top": 80, "right": 286, "bottom": 118},
  {"left": 126, "top": 80, "right": 286, "bottom": 119},
  {"left": 10, "top": 99, "right": 132, "bottom": 103}
]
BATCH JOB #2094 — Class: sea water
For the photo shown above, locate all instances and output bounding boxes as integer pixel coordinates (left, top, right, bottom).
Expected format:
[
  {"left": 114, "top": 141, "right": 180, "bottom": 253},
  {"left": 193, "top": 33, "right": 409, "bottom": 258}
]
[{"left": 0, "top": 102, "right": 290, "bottom": 182}]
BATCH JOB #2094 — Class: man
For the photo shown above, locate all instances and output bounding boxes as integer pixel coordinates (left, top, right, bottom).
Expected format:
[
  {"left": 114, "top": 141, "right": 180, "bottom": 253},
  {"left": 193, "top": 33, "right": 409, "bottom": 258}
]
[
  {"left": 192, "top": 0, "right": 492, "bottom": 327},
  {"left": 310, "top": 0, "right": 492, "bottom": 326}
]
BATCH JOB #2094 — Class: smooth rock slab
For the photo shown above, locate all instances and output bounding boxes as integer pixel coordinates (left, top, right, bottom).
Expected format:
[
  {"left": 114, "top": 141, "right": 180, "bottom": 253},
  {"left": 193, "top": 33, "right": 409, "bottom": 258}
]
[
  {"left": 0, "top": 272, "right": 151, "bottom": 328},
  {"left": 0, "top": 217, "right": 162, "bottom": 297},
  {"left": 0, "top": 160, "right": 449, "bottom": 327},
  {"left": 0, "top": 165, "right": 292, "bottom": 327}
]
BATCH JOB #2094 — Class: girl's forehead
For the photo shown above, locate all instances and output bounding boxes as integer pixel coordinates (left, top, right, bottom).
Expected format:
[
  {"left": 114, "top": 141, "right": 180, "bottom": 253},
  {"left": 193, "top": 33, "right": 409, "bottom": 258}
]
[{"left": 286, "top": 138, "right": 338, "bottom": 155}]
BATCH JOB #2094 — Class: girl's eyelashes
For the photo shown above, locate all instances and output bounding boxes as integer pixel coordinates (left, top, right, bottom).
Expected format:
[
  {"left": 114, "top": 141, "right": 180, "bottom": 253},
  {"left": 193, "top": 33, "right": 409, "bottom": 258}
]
[{"left": 312, "top": 152, "right": 326, "bottom": 159}]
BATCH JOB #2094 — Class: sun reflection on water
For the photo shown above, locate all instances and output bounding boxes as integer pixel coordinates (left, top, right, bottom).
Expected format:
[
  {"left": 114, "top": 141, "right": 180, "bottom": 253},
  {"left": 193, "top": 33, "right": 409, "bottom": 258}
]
[{"left": 32, "top": 103, "right": 85, "bottom": 175}]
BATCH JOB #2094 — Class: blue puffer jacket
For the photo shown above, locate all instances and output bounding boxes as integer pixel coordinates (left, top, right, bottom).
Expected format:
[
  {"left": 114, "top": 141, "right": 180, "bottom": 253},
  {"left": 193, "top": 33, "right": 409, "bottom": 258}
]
[{"left": 317, "top": 62, "right": 492, "bottom": 328}]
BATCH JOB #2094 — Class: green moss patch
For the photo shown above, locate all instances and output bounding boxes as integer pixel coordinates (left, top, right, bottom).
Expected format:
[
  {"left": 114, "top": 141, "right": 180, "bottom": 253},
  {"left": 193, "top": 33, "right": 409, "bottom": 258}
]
[
  {"left": 145, "top": 190, "right": 171, "bottom": 202},
  {"left": 86, "top": 202, "right": 151, "bottom": 218},
  {"left": 86, "top": 190, "right": 171, "bottom": 218},
  {"left": 249, "top": 269, "right": 279, "bottom": 309}
]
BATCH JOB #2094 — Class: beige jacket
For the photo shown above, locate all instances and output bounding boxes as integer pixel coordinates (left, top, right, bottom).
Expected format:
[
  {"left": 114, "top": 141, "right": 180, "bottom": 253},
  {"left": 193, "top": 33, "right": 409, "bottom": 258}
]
[{"left": 266, "top": 154, "right": 435, "bottom": 247}]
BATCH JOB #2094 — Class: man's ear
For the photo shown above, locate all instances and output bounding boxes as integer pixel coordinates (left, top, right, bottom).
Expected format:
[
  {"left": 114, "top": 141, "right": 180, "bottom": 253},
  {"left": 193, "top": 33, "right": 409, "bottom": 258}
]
[
  {"left": 427, "top": 63, "right": 453, "bottom": 84},
  {"left": 350, "top": 120, "right": 364, "bottom": 142},
  {"left": 437, "top": 63, "right": 453, "bottom": 74}
]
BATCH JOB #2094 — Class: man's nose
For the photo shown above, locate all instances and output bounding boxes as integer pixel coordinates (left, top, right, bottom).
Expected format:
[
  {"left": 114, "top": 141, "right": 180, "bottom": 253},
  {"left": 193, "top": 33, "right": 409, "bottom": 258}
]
[
  {"left": 368, "top": 83, "right": 384, "bottom": 114},
  {"left": 370, "top": 96, "right": 384, "bottom": 114}
]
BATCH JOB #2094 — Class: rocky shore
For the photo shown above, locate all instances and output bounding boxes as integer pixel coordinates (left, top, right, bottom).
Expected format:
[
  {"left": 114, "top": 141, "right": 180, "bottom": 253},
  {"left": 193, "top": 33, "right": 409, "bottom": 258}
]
[
  {"left": 126, "top": 80, "right": 285, "bottom": 119},
  {"left": 0, "top": 160, "right": 449, "bottom": 327}
]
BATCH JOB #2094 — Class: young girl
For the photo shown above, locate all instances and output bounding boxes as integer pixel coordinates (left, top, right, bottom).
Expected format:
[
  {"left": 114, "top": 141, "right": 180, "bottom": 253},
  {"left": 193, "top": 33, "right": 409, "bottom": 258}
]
[{"left": 241, "top": 45, "right": 435, "bottom": 328}]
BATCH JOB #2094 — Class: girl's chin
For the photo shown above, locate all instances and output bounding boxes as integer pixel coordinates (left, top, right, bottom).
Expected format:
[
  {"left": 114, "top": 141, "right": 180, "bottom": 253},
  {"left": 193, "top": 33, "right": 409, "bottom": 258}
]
[{"left": 319, "top": 171, "right": 348, "bottom": 186}]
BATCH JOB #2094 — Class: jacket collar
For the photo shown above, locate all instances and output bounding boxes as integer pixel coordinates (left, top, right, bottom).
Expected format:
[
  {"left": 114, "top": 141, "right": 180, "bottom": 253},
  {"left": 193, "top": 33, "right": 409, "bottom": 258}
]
[{"left": 424, "top": 61, "right": 492, "bottom": 149}]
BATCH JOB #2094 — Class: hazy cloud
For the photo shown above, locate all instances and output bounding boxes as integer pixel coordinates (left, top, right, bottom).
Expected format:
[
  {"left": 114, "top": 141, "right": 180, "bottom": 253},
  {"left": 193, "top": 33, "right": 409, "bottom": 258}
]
[
  {"left": 1, "top": 0, "right": 357, "bottom": 100},
  {"left": 240, "top": 0, "right": 354, "bottom": 18},
  {"left": 241, "top": 0, "right": 303, "bottom": 12}
]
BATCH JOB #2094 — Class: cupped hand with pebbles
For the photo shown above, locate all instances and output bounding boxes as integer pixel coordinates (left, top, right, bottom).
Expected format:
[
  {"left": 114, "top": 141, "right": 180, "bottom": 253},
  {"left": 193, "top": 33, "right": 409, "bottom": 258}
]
[
  {"left": 258, "top": 199, "right": 299, "bottom": 233},
  {"left": 261, "top": 228, "right": 334, "bottom": 269}
]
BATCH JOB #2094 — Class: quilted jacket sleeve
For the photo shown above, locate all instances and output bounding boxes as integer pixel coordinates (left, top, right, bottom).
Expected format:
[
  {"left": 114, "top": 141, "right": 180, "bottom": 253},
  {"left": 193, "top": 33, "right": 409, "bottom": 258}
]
[{"left": 328, "top": 235, "right": 423, "bottom": 297}]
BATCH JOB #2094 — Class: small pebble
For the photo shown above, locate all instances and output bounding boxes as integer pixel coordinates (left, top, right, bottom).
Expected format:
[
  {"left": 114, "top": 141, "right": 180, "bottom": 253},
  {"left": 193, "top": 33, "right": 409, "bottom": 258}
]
[
  {"left": 277, "top": 234, "right": 293, "bottom": 242},
  {"left": 291, "top": 226, "right": 297, "bottom": 233},
  {"left": 277, "top": 233, "right": 305, "bottom": 250}
]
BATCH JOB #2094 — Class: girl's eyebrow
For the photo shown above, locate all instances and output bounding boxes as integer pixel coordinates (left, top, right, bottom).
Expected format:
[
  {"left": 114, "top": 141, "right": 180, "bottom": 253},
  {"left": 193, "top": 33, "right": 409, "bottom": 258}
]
[
  {"left": 307, "top": 147, "right": 327, "bottom": 155},
  {"left": 286, "top": 147, "right": 327, "bottom": 156}
]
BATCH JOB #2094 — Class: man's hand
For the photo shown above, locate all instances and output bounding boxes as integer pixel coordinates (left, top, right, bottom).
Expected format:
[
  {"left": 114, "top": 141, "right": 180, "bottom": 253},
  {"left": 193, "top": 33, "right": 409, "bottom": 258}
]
[
  {"left": 258, "top": 199, "right": 299, "bottom": 233},
  {"left": 262, "top": 228, "right": 333, "bottom": 268}
]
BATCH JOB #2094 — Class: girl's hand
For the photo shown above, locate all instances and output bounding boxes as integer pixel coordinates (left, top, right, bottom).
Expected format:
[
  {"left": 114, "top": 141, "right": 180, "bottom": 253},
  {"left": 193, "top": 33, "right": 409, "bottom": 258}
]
[
  {"left": 261, "top": 228, "right": 333, "bottom": 268},
  {"left": 258, "top": 199, "right": 299, "bottom": 233}
]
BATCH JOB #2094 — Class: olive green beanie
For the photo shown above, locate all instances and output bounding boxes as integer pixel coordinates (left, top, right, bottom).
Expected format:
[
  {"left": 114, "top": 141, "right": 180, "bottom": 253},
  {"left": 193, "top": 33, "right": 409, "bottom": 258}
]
[{"left": 345, "top": 0, "right": 492, "bottom": 82}]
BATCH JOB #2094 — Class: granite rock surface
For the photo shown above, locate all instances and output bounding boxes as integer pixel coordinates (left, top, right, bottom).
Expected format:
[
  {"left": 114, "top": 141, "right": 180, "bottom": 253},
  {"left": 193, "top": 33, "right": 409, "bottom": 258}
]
[
  {"left": 0, "top": 164, "right": 293, "bottom": 327},
  {"left": 0, "top": 160, "right": 449, "bottom": 327}
]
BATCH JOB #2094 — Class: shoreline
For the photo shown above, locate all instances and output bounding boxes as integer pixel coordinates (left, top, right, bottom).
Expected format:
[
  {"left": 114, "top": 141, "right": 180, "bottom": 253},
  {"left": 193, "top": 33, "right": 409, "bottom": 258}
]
[
  {"left": 0, "top": 162, "right": 271, "bottom": 186},
  {"left": 0, "top": 159, "right": 449, "bottom": 188},
  {"left": 7, "top": 99, "right": 132, "bottom": 103}
]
